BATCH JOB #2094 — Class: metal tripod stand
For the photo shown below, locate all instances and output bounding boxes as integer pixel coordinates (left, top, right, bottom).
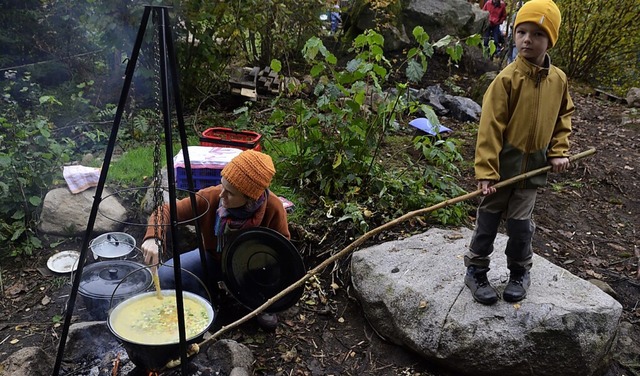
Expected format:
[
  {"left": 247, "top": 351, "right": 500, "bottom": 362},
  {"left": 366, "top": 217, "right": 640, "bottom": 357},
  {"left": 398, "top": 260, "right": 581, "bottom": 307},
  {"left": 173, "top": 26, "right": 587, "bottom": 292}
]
[{"left": 53, "top": 6, "right": 207, "bottom": 375}]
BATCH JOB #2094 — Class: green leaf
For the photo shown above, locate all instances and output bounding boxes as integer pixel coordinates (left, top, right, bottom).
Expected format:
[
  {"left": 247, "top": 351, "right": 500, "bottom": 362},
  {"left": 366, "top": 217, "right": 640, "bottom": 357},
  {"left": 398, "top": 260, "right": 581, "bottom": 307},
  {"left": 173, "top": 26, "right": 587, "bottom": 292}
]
[
  {"left": 346, "top": 58, "right": 361, "bottom": 73},
  {"left": 332, "top": 152, "right": 343, "bottom": 169},
  {"left": 465, "top": 33, "right": 483, "bottom": 46},
  {"left": 310, "top": 64, "right": 324, "bottom": 77},
  {"left": 29, "top": 196, "right": 42, "bottom": 206},
  {"left": 372, "top": 64, "right": 387, "bottom": 78},
  {"left": 406, "top": 59, "right": 424, "bottom": 83},
  {"left": 270, "top": 59, "right": 282, "bottom": 73},
  {"left": 269, "top": 109, "right": 286, "bottom": 124},
  {"left": 433, "top": 35, "right": 453, "bottom": 48}
]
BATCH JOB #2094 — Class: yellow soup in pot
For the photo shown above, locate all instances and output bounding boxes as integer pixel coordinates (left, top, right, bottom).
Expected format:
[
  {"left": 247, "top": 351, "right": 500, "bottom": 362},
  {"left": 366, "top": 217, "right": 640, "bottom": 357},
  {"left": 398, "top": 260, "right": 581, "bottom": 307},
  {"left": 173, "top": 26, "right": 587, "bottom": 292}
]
[{"left": 110, "top": 293, "right": 211, "bottom": 345}]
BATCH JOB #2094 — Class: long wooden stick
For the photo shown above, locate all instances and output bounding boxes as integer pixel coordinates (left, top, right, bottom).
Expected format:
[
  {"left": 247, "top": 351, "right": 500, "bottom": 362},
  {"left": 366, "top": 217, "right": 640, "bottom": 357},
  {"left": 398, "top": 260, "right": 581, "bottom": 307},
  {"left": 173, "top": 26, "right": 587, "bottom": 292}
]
[{"left": 200, "top": 148, "right": 596, "bottom": 346}]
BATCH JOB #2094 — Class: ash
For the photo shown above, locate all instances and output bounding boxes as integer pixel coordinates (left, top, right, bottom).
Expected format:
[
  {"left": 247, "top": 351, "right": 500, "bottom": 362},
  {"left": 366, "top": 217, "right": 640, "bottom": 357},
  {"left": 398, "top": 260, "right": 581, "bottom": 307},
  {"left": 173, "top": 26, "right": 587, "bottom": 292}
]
[{"left": 60, "top": 322, "right": 220, "bottom": 376}]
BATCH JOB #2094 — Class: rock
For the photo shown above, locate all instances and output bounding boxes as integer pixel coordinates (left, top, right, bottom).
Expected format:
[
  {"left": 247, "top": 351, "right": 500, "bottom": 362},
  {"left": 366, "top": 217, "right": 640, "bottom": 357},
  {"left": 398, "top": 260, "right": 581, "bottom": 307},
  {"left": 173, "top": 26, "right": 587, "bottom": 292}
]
[
  {"left": 348, "top": 0, "right": 485, "bottom": 51},
  {"left": 626, "top": 87, "right": 640, "bottom": 107},
  {"left": 0, "top": 347, "right": 53, "bottom": 376},
  {"left": 38, "top": 187, "right": 127, "bottom": 236},
  {"left": 441, "top": 94, "right": 482, "bottom": 122},
  {"left": 588, "top": 278, "right": 618, "bottom": 300},
  {"left": 351, "top": 227, "right": 622, "bottom": 376},
  {"left": 205, "top": 339, "right": 254, "bottom": 374},
  {"left": 468, "top": 71, "right": 498, "bottom": 105}
]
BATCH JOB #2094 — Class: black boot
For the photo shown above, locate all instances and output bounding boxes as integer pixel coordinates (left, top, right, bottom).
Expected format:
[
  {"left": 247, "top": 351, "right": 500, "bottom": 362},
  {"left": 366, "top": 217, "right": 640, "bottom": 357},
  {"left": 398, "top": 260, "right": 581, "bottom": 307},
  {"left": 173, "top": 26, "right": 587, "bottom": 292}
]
[
  {"left": 464, "top": 266, "right": 499, "bottom": 305},
  {"left": 503, "top": 271, "right": 531, "bottom": 302}
]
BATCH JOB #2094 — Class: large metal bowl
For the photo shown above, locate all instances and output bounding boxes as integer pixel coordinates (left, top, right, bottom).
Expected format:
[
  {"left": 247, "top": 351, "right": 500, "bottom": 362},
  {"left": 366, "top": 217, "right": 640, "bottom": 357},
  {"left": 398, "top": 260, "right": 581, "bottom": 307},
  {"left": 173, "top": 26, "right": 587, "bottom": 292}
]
[{"left": 107, "top": 290, "right": 215, "bottom": 371}]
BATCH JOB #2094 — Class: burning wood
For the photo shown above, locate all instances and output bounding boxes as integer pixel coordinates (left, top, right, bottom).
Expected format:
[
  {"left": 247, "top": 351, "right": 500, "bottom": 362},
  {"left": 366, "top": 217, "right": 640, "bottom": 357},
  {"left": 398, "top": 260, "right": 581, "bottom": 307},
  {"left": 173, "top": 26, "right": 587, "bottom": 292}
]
[{"left": 112, "top": 353, "right": 120, "bottom": 376}]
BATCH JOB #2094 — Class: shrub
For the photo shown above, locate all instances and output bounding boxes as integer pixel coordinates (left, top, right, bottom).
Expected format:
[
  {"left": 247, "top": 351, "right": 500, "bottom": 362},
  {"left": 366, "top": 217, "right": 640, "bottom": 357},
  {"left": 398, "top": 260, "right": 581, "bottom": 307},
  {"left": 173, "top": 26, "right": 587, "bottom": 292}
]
[{"left": 267, "top": 27, "right": 471, "bottom": 233}]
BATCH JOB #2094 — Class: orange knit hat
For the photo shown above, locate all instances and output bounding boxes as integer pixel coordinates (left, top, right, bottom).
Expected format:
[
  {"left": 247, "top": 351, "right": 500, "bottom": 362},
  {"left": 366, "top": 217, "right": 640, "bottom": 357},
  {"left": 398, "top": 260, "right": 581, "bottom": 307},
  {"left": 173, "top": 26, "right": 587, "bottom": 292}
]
[{"left": 221, "top": 150, "right": 275, "bottom": 200}]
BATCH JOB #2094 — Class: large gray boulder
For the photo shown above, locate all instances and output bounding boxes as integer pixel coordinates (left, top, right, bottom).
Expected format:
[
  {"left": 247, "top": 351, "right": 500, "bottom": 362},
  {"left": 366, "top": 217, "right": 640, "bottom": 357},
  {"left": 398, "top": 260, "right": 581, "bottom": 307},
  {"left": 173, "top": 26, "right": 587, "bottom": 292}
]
[
  {"left": 347, "top": 0, "right": 487, "bottom": 50},
  {"left": 351, "top": 227, "right": 622, "bottom": 376},
  {"left": 38, "top": 187, "right": 127, "bottom": 236}
]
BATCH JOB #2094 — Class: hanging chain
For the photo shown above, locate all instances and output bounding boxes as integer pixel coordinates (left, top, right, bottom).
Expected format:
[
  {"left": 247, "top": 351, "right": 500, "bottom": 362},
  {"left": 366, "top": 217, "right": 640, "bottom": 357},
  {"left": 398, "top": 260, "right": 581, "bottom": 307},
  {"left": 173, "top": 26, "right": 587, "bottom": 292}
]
[{"left": 151, "top": 11, "right": 165, "bottom": 258}]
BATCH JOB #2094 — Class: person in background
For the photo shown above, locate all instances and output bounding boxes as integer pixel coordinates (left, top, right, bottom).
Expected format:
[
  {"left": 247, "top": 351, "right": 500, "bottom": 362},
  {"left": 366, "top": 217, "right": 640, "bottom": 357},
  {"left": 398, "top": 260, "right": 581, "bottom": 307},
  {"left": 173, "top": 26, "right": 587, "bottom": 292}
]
[
  {"left": 464, "top": 0, "right": 574, "bottom": 305},
  {"left": 330, "top": 4, "right": 341, "bottom": 34},
  {"left": 482, "top": 0, "right": 508, "bottom": 54},
  {"left": 141, "top": 149, "right": 290, "bottom": 331},
  {"left": 506, "top": 1, "right": 524, "bottom": 63}
]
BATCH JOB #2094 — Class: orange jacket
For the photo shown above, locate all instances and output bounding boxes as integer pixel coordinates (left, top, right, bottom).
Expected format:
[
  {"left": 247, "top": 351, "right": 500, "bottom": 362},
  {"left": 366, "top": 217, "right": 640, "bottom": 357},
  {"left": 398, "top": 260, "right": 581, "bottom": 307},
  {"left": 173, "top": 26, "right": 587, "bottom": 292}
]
[{"left": 144, "top": 185, "right": 290, "bottom": 254}]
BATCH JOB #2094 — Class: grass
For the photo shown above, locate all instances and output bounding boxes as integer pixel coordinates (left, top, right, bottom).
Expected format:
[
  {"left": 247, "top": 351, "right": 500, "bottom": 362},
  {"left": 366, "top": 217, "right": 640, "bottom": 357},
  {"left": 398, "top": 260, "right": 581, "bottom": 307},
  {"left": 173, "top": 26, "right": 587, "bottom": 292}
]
[{"left": 107, "top": 141, "right": 187, "bottom": 186}]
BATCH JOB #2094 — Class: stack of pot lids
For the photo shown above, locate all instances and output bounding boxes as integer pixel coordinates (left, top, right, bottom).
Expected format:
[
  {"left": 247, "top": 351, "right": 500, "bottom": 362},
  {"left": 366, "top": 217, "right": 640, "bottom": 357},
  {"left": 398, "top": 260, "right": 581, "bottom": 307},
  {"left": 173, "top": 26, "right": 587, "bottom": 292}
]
[
  {"left": 78, "top": 260, "right": 152, "bottom": 299},
  {"left": 222, "top": 227, "right": 305, "bottom": 313}
]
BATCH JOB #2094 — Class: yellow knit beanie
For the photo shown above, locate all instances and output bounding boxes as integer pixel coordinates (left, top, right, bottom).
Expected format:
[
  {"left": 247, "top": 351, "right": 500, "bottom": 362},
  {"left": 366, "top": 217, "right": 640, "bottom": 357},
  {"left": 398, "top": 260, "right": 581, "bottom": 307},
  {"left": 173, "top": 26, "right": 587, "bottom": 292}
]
[
  {"left": 514, "top": 0, "right": 561, "bottom": 47},
  {"left": 221, "top": 150, "right": 275, "bottom": 200}
]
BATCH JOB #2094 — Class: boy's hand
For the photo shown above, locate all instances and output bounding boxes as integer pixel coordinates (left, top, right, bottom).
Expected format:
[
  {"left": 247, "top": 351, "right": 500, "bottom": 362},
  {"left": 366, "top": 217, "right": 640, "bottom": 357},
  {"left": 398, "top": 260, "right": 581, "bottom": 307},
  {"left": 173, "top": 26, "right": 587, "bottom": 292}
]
[
  {"left": 548, "top": 157, "right": 570, "bottom": 173},
  {"left": 478, "top": 180, "right": 496, "bottom": 196}
]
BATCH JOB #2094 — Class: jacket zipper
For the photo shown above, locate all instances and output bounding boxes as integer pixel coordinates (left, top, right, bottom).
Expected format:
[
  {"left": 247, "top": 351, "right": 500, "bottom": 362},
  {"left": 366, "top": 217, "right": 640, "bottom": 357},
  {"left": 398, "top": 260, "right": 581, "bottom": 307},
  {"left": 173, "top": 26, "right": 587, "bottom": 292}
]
[{"left": 522, "top": 70, "right": 543, "bottom": 180}]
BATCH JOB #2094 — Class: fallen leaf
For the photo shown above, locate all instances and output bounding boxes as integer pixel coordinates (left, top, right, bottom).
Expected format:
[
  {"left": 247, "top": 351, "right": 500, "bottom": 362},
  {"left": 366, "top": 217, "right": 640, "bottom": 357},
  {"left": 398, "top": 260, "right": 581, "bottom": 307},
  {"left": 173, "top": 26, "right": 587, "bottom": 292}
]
[
  {"left": 41, "top": 296, "right": 51, "bottom": 305},
  {"left": 337, "top": 317, "right": 345, "bottom": 323},
  {"left": 513, "top": 303, "right": 521, "bottom": 309},
  {"left": 419, "top": 300, "right": 428, "bottom": 309},
  {"left": 585, "top": 269, "right": 603, "bottom": 279},
  {"left": 280, "top": 347, "right": 297, "bottom": 362},
  {"left": 10, "top": 339, "right": 19, "bottom": 344},
  {"left": 5, "top": 282, "right": 26, "bottom": 297}
]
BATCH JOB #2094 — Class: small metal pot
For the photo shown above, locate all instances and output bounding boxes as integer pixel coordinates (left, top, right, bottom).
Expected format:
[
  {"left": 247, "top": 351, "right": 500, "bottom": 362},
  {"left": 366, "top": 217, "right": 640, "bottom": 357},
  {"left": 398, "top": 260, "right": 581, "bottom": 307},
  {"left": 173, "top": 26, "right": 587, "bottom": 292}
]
[
  {"left": 89, "top": 232, "right": 136, "bottom": 260},
  {"left": 78, "top": 260, "right": 152, "bottom": 320},
  {"left": 107, "top": 290, "right": 215, "bottom": 371}
]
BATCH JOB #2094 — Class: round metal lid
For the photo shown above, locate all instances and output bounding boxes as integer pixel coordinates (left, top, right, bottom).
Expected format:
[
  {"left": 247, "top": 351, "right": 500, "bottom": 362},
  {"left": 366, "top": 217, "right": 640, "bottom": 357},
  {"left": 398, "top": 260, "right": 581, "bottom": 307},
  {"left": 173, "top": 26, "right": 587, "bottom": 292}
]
[
  {"left": 89, "top": 232, "right": 136, "bottom": 258},
  {"left": 222, "top": 227, "right": 305, "bottom": 313},
  {"left": 78, "top": 260, "right": 152, "bottom": 300}
]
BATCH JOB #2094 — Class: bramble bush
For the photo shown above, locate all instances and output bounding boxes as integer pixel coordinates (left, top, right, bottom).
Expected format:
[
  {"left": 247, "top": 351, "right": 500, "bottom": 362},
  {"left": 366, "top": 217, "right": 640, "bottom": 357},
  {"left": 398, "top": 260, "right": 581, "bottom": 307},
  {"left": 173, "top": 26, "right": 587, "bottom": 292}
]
[
  {"left": 266, "top": 27, "right": 481, "bottom": 233},
  {"left": 0, "top": 73, "right": 75, "bottom": 256},
  {"left": 553, "top": 0, "right": 640, "bottom": 94}
]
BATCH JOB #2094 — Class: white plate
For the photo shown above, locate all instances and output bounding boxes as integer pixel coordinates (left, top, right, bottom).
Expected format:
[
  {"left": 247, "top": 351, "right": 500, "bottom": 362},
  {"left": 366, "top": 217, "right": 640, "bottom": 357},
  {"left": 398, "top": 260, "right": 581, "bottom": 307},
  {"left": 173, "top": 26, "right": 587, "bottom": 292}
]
[{"left": 47, "top": 251, "right": 81, "bottom": 273}]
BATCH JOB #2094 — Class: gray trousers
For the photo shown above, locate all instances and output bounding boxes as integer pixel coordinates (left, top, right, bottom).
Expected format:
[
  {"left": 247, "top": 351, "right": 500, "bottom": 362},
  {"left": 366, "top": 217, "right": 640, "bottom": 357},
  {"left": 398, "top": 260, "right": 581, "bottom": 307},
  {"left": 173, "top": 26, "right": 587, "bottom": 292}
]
[{"left": 464, "top": 188, "right": 537, "bottom": 273}]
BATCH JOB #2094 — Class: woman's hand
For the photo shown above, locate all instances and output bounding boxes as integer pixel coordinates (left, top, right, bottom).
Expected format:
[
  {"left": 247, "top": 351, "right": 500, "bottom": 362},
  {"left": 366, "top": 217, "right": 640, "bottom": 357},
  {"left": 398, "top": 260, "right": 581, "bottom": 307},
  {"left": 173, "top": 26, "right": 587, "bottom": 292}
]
[
  {"left": 478, "top": 180, "right": 497, "bottom": 196},
  {"left": 141, "top": 238, "right": 161, "bottom": 266},
  {"left": 548, "top": 157, "right": 570, "bottom": 173}
]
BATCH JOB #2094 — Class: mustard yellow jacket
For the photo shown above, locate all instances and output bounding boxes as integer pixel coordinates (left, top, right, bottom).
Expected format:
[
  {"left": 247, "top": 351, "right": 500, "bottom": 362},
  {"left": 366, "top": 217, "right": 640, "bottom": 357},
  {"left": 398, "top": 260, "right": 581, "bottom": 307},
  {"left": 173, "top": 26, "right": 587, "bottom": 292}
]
[{"left": 475, "top": 54, "right": 574, "bottom": 188}]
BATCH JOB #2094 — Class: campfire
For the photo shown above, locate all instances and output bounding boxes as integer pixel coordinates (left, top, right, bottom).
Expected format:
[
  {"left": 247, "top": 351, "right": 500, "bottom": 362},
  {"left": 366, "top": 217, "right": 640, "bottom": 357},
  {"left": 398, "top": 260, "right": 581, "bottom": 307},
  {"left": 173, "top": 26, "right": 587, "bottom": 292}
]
[{"left": 60, "top": 322, "right": 211, "bottom": 376}]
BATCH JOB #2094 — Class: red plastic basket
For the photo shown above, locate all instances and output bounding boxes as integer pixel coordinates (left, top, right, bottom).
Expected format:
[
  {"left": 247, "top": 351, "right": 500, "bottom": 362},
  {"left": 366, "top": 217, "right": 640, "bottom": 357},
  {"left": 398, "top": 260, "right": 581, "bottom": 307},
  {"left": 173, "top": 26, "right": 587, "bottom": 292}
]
[{"left": 199, "top": 127, "right": 262, "bottom": 151}]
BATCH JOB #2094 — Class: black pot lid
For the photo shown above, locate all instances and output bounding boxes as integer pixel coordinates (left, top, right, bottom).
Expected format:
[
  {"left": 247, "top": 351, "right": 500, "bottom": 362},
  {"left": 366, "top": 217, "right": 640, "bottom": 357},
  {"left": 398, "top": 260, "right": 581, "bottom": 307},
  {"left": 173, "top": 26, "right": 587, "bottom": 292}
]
[
  {"left": 78, "top": 260, "right": 152, "bottom": 300},
  {"left": 222, "top": 227, "right": 305, "bottom": 313}
]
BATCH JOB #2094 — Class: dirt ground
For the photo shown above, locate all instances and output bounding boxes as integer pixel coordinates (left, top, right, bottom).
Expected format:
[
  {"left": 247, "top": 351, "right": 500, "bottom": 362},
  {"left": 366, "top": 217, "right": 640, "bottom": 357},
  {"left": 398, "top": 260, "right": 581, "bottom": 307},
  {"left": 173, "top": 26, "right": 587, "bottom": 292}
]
[{"left": 1, "top": 85, "right": 639, "bottom": 375}]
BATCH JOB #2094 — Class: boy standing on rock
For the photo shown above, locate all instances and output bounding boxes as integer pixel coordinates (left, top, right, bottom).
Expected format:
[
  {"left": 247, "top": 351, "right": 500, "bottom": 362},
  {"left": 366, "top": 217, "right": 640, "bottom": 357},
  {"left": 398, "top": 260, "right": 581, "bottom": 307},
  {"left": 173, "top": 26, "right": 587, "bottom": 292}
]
[{"left": 464, "top": 0, "right": 574, "bottom": 305}]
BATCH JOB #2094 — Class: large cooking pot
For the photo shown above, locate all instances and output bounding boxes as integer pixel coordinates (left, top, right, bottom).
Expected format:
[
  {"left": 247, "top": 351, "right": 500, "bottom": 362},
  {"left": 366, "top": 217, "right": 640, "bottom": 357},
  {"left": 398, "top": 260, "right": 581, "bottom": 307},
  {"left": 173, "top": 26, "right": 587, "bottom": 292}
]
[
  {"left": 78, "top": 260, "right": 152, "bottom": 320},
  {"left": 107, "top": 290, "right": 215, "bottom": 371}
]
